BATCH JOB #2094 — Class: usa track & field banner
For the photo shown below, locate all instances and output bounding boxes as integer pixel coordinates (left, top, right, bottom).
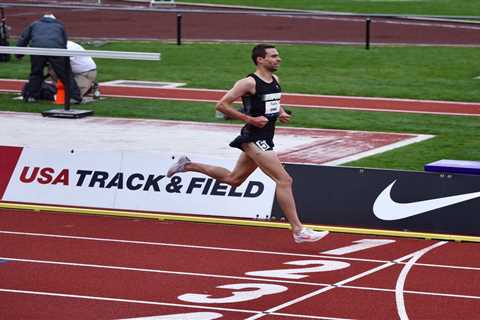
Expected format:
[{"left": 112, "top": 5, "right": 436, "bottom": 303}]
[{"left": 0, "top": 146, "right": 275, "bottom": 219}]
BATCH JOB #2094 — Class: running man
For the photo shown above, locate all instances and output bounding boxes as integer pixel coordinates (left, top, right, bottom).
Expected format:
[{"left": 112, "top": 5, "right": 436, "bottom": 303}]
[{"left": 167, "top": 44, "right": 328, "bottom": 243}]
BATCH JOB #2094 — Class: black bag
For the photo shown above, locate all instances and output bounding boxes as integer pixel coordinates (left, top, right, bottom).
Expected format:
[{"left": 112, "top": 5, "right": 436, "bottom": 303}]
[
  {"left": 21, "top": 81, "right": 57, "bottom": 101},
  {"left": 39, "top": 81, "right": 57, "bottom": 101}
]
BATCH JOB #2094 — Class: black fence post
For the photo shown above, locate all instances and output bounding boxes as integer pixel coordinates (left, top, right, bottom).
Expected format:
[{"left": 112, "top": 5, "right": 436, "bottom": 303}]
[
  {"left": 365, "top": 18, "right": 371, "bottom": 50},
  {"left": 177, "top": 14, "right": 182, "bottom": 45},
  {"left": 64, "top": 58, "right": 71, "bottom": 111}
]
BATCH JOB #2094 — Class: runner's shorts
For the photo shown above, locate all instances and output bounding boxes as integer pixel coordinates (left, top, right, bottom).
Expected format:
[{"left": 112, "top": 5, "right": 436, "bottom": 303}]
[{"left": 229, "top": 135, "right": 274, "bottom": 151}]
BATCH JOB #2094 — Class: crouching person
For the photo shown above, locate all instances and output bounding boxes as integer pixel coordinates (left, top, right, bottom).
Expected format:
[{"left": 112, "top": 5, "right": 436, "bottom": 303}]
[{"left": 67, "top": 40, "right": 99, "bottom": 99}]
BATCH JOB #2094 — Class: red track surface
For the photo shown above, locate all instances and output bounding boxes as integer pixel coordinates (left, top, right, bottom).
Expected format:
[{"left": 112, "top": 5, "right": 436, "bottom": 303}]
[
  {"left": 2, "top": 1, "right": 480, "bottom": 46},
  {"left": 2, "top": 79, "right": 480, "bottom": 116},
  {"left": 1, "top": 208, "right": 479, "bottom": 319}
]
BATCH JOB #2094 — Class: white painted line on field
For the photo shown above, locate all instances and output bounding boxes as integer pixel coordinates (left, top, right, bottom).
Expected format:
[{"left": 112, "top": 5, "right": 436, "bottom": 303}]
[
  {"left": 320, "top": 239, "right": 396, "bottom": 256},
  {"left": 0, "top": 288, "right": 259, "bottom": 316},
  {"left": 3, "top": 230, "right": 479, "bottom": 271},
  {"left": 0, "top": 256, "right": 330, "bottom": 287},
  {"left": 94, "top": 93, "right": 218, "bottom": 103},
  {"left": 3, "top": 90, "right": 478, "bottom": 116},
  {"left": 98, "top": 94, "right": 480, "bottom": 117},
  {"left": 5, "top": 78, "right": 480, "bottom": 107},
  {"left": 103, "top": 84, "right": 480, "bottom": 107},
  {"left": 0, "top": 230, "right": 387, "bottom": 264},
  {"left": 395, "top": 241, "right": 448, "bottom": 320},
  {"left": 244, "top": 241, "right": 448, "bottom": 320},
  {"left": 341, "top": 285, "right": 480, "bottom": 300},
  {"left": 323, "top": 134, "right": 434, "bottom": 166},
  {"left": 119, "top": 313, "right": 223, "bottom": 320},
  {"left": 100, "top": 80, "right": 186, "bottom": 88},
  {"left": 283, "top": 103, "right": 480, "bottom": 117},
  {"left": 2, "top": 232, "right": 477, "bottom": 319},
  {"left": 268, "top": 312, "right": 354, "bottom": 320},
  {"left": 0, "top": 78, "right": 26, "bottom": 82}
]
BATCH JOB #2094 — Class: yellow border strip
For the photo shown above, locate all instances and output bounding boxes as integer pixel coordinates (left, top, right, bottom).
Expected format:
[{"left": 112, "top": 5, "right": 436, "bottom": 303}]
[{"left": 1, "top": 201, "right": 479, "bottom": 243}]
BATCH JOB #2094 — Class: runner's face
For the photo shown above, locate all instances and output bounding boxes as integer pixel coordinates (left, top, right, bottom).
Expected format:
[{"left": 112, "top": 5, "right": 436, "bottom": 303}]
[{"left": 261, "top": 48, "right": 281, "bottom": 72}]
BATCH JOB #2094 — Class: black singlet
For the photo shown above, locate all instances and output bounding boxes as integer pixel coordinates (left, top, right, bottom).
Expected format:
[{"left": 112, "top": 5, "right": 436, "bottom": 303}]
[{"left": 229, "top": 73, "right": 282, "bottom": 151}]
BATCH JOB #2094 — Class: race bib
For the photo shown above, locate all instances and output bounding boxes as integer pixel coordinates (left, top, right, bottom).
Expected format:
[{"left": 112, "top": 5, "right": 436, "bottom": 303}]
[
  {"left": 263, "top": 93, "right": 282, "bottom": 115},
  {"left": 265, "top": 100, "right": 280, "bottom": 115}
]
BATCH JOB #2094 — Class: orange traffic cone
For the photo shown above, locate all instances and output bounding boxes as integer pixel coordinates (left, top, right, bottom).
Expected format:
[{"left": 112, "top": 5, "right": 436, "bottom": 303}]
[{"left": 55, "top": 80, "right": 65, "bottom": 105}]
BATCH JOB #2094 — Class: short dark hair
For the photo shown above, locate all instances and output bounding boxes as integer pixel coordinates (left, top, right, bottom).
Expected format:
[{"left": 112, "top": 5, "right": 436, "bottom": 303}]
[{"left": 251, "top": 44, "right": 276, "bottom": 65}]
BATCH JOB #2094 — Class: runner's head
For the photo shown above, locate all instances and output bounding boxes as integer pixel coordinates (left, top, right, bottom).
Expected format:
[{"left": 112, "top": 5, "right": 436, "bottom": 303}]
[{"left": 251, "top": 44, "right": 281, "bottom": 72}]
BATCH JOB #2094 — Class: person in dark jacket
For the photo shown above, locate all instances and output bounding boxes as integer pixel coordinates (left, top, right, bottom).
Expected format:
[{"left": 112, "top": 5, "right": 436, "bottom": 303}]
[{"left": 16, "top": 13, "right": 81, "bottom": 103}]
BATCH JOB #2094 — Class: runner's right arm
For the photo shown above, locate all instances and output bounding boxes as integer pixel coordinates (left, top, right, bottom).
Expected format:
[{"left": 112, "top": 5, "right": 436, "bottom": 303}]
[{"left": 216, "top": 77, "right": 268, "bottom": 128}]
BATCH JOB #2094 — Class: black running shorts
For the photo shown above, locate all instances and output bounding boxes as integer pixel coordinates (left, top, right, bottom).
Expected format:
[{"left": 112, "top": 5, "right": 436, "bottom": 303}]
[{"left": 229, "top": 135, "right": 274, "bottom": 151}]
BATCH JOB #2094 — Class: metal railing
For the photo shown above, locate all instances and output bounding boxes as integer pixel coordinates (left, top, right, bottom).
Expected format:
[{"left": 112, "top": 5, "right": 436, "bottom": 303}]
[
  {"left": 0, "top": 46, "right": 160, "bottom": 118},
  {"left": 0, "top": 46, "right": 160, "bottom": 60}
]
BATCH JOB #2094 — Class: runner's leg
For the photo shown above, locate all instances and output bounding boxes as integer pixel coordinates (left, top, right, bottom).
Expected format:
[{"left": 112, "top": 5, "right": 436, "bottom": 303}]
[
  {"left": 242, "top": 143, "right": 303, "bottom": 233},
  {"left": 186, "top": 152, "right": 258, "bottom": 187}
]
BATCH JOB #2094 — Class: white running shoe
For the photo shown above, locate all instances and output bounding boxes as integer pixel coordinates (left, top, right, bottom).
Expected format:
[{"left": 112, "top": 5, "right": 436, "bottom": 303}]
[
  {"left": 293, "top": 228, "right": 329, "bottom": 243},
  {"left": 166, "top": 156, "right": 191, "bottom": 177}
]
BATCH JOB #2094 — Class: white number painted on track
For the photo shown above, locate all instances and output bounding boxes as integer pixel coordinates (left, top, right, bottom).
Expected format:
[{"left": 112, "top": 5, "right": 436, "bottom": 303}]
[
  {"left": 121, "top": 312, "right": 223, "bottom": 320},
  {"left": 176, "top": 239, "right": 397, "bottom": 307},
  {"left": 178, "top": 283, "right": 287, "bottom": 304},
  {"left": 321, "top": 239, "right": 396, "bottom": 256},
  {"left": 245, "top": 259, "right": 350, "bottom": 280}
]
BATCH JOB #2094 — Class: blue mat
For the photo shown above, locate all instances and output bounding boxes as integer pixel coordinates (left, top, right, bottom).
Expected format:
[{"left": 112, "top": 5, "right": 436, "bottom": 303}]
[{"left": 425, "top": 159, "right": 480, "bottom": 175}]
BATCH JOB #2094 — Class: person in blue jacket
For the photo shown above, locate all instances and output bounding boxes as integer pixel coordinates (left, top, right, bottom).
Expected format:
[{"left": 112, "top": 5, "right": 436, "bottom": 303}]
[{"left": 16, "top": 13, "right": 81, "bottom": 103}]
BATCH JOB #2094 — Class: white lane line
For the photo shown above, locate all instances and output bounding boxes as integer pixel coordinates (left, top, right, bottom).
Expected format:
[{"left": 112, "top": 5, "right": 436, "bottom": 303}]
[
  {"left": 410, "top": 262, "right": 480, "bottom": 272},
  {"left": 323, "top": 134, "right": 434, "bottom": 166},
  {"left": 0, "top": 230, "right": 387, "bottom": 264},
  {"left": 96, "top": 94, "right": 480, "bottom": 116},
  {"left": 269, "top": 312, "right": 354, "bottom": 320},
  {"left": 4, "top": 256, "right": 477, "bottom": 301},
  {"left": 342, "top": 285, "right": 480, "bottom": 300},
  {"left": 118, "top": 312, "right": 222, "bottom": 320},
  {"left": 283, "top": 103, "right": 480, "bottom": 117},
  {"left": 395, "top": 241, "right": 448, "bottom": 320},
  {"left": 1, "top": 230, "right": 478, "bottom": 271},
  {"left": 4, "top": 78, "right": 480, "bottom": 106},
  {"left": 0, "top": 288, "right": 259, "bottom": 316},
  {"left": 0, "top": 256, "right": 330, "bottom": 288},
  {"left": 82, "top": 93, "right": 480, "bottom": 116},
  {"left": 244, "top": 241, "right": 448, "bottom": 320},
  {"left": 104, "top": 85, "right": 480, "bottom": 106}
]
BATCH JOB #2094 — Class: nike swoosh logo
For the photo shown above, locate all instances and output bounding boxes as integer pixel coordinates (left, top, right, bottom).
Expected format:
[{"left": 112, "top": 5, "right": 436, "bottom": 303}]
[{"left": 373, "top": 180, "right": 480, "bottom": 220}]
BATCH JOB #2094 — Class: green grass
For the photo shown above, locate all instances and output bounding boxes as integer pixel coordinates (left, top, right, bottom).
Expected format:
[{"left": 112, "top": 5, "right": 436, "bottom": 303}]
[
  {"left": 1, "top": 94, "right": 478, "bottom": 171},
  {"left": 7, "top": 42, "right": 480, "bottom": 102},
  {"left": 2, "top": 41, "right": 479, "bottom": 171},
  {"left": 183, "top": 0, "right": 480, "bottom": 16}
]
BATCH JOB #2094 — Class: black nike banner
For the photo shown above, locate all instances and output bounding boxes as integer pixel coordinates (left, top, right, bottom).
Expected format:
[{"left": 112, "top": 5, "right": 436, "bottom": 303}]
[{"left": 271, "top": 165, "right": 480, "bottom": 236}]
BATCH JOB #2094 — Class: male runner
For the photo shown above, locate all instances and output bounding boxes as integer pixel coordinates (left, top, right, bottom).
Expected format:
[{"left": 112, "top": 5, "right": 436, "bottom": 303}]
[{"left": 167, "top": 44, "right": 328, "bottom": 243}]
